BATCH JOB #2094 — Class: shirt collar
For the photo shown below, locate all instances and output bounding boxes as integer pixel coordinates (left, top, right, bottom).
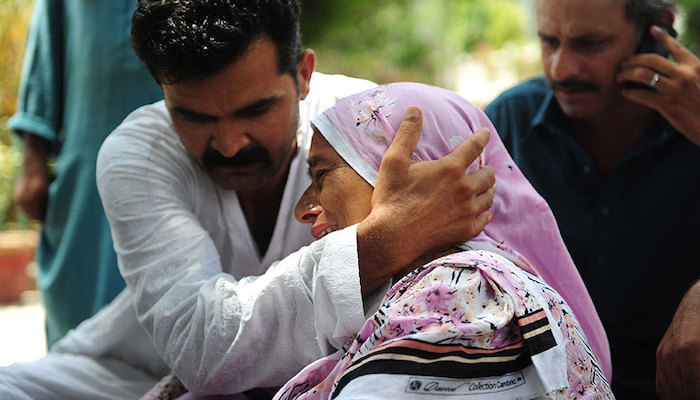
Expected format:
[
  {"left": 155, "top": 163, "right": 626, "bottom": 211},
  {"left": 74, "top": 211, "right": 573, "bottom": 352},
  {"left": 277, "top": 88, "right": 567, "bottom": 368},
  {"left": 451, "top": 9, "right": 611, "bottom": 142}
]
[
  {"left": 527, "top": 89, "right": 679, "bottom": 150},
  {"left": 526, "top": 90, "right": 571, "bottom": 140}
]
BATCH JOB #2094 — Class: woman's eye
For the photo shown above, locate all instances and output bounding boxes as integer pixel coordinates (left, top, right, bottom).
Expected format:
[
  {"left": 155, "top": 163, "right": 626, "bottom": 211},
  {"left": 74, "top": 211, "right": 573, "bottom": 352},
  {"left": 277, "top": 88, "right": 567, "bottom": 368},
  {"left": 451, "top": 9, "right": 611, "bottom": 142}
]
[{"left": 312, "top": 169, "right": 329, "bottom": 186}]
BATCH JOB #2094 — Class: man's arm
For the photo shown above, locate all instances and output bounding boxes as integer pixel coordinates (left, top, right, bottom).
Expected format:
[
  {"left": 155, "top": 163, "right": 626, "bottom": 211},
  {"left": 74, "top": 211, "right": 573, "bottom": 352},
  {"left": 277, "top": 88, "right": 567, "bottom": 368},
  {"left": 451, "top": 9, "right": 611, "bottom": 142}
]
[
  {"left": 96, "top": 104, "right": 493, "bottom": 394},
  {"left": 656, "top": 280, "right": 700, "bottom": 400},
  {"left": 10, "top": 0, "right": 64, "bottom": 221},
  {"left": 96, "top": 112, "right": 370, "bottom": 394},
  {"left": 13, "top": 132, "right": 51, "bottom": 221},
  {"left": 357, "top": 106, "right": 495, "bottom": 293},
  {"left": 618, "top": 25, "right": 700, "bottom": 145}
]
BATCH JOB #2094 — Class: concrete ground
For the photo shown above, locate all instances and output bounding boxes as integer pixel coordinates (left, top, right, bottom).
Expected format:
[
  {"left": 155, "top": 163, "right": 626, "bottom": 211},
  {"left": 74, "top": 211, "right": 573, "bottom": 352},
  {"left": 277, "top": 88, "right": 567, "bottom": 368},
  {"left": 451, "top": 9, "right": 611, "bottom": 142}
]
[{"left": 0, "top": 290, "right": 47, "bottom": 367}]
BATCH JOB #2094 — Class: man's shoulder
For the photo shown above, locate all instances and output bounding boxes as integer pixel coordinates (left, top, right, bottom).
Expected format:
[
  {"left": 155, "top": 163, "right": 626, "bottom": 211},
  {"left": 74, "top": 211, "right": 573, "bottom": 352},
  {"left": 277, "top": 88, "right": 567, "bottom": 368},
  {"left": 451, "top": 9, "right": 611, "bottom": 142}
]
[
  {"left": 113, "top": 100, "right": 172, "bottom": 136},
  {"left": 97, "top": 99, "right": 192, "bottom": 179},
  {"left": 100, "top": 100, "right": 178, "bottom": 153},
  {"left": 485, "top": 76, "right": 551, "bottom": 145},
  {"left": 487, "top": 76, "right": 550, "bottom": 112}
]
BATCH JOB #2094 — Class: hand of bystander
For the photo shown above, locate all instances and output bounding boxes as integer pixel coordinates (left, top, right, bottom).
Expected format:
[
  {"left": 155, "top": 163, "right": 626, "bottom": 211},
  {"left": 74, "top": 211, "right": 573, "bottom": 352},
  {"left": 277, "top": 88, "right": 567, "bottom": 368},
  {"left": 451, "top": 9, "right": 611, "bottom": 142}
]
[
  {"left": 656, "top": 280, "right": 700, "bottom": 400},
  {"left": 618, "top": 25, "right": 700, "bottom": 145},
  {"left": 13, "top": 132, "right": 52, "bottom": 221}
]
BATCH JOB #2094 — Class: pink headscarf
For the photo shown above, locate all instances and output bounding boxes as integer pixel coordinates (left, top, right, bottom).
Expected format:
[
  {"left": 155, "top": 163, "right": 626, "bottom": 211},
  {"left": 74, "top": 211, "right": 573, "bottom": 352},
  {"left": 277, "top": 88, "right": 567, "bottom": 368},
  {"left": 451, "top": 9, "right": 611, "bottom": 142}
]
[{"left": 311, "top": 82, "right": 611, "bottom": 379}]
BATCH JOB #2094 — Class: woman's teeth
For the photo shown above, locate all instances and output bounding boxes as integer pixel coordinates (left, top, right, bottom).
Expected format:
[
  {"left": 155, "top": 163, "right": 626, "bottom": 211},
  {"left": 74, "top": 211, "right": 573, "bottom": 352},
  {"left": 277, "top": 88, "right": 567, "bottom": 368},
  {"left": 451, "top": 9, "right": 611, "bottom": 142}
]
[{"left": 318, "top": 226, "right": 335, "bottom": 238}]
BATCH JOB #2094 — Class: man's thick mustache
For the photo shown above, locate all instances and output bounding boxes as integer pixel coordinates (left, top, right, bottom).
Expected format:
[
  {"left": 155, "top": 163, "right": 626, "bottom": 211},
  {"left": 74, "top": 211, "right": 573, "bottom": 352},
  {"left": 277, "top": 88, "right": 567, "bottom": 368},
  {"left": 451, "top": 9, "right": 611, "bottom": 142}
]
[
  {"left": 202, "top": 147, "right": 270, "bottom": 170},
  {"left": 551, "top": 79, "right": 599, "bottom": 92}
]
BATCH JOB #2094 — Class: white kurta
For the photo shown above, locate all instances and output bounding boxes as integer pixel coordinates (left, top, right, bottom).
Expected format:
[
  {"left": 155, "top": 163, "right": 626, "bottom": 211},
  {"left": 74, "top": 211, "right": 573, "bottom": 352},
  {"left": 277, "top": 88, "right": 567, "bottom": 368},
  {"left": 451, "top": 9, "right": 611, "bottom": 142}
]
[{"left": 0, "top": 72, "right": 377, "bottom": 399}]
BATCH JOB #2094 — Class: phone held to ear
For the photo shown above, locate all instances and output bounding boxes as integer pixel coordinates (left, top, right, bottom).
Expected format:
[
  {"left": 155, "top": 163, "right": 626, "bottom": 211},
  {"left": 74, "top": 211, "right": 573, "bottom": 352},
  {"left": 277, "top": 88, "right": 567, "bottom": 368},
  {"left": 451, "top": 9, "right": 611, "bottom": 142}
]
[{"left": 624, "top": 22, "right": 678, "bottom": 90}]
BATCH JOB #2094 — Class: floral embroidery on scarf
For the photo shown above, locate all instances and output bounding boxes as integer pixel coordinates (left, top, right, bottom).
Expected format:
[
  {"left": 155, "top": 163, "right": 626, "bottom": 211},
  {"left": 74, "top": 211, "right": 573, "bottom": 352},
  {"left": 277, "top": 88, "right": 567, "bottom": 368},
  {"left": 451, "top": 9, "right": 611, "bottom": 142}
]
[
  {"left": 274, "top": 250, "right": 613, "bottom": 400},
  {"left": 353, "top": 87, "right": 396, "bottom": 142}
]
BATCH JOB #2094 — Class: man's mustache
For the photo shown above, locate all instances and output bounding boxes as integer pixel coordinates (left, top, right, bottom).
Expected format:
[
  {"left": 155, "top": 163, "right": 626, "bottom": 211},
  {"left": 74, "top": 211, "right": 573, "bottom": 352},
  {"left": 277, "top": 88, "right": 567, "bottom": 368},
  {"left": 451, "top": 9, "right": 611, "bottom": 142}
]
[
  {"left": 551, "top": 79, "right": 599, "bottom": 92},
  {"left": 202, "top": 146, "right": 270, "bottom": 171}
]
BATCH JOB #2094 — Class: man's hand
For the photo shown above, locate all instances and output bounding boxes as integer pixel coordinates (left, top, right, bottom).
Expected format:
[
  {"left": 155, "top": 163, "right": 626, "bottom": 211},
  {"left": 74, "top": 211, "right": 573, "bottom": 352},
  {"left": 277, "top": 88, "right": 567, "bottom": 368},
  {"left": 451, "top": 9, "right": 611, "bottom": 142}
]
[
  {"left": 656, "top": 280, "right": 700, "bottom": 400},
  {"left": 13, "top": 132, "right": 52, "bottom": 221},
  {"left": 357, "top": 106, "right": 495, "bottom": 294},
  {"left": 618, "top": 25, "right": 700, "bottom": 145}
]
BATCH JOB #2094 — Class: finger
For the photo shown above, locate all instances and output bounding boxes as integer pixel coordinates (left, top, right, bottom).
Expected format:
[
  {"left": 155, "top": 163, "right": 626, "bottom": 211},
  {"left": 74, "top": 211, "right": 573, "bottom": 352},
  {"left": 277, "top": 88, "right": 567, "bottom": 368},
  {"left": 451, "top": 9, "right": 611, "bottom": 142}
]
[
  {"left": 385, "top": 106, "right": 423, "bottom": 158},
  {"left": 470, "top": 211, "right": 493, "bottom": 237},
  {"left": 445, "top": 127, "right": 490, "bottom": 169},
  {"left": 620, "top": 53, "right": 679, "bottom": 82},
  {"left": 620, "top": 88, "right": 661, "bottom": 111},
  {"left": 656, "top": 341, "right": 673, "bottom": 399},
  {"left": 651, "top": 25, "right": 695, "bottom": 64},
  {"left": 616, "top": 65, "right": 658, "bottom": 88},
  {"left": 471, "top": 186, "right": 496, "bottom": 214},
  {"left": 464, "top": 165, "right": 496, "bottom": 195},
  {"left": 620, "top": 77, "right": 680, "bottom": 111},
  {"left": 20, "top": 203, "right": 41, "bottom": 221}
]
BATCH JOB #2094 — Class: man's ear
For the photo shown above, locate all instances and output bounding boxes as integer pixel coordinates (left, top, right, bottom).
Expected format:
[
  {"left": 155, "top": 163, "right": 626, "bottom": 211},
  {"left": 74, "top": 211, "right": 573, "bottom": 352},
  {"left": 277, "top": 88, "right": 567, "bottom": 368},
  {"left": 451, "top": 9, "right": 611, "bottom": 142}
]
[
  {"left": 297, "top": 49, "right": 315, "bottom": 101},
  {"left": 656, "top": 8, "right": 675, "bottom": 26}
]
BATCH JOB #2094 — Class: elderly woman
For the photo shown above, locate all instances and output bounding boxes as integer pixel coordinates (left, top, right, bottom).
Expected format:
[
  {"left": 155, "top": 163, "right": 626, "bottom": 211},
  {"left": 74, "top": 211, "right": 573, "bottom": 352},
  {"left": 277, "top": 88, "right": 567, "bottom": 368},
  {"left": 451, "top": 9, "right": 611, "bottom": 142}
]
[
  {"left": 276, "top": 82, "right": 612, "bottom": 400},
  {"left": 143, "top": 83, "right": 612, "bottom": 400}
]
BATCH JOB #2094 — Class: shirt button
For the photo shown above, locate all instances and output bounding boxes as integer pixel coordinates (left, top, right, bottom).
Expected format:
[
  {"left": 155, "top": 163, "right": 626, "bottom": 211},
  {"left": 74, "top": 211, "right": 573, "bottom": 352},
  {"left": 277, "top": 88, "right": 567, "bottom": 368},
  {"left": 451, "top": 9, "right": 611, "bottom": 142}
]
[
  {"left": 583, "top": 166, "right": 591, "bottom": 174},
  {"left": 601, "top": 206, "right": 610, "bottom": 216}
]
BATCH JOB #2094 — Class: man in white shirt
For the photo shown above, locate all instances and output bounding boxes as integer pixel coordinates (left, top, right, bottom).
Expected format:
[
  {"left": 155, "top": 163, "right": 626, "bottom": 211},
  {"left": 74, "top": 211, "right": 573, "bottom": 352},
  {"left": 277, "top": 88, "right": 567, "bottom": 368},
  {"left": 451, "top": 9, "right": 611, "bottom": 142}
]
[{"left": 0, "top": 1, "right": 496, "bottom": 398}]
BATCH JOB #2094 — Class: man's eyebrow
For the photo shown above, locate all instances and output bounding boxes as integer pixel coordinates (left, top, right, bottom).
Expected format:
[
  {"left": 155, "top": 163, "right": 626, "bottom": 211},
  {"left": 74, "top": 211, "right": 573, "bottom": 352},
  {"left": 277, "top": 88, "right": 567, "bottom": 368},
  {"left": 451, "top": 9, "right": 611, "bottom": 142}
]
[
  {"left": 538, "top": 30, "right": 612, "bottom": 40},
  {"left": 171, "top": 106, "right": 216, "bottom": 120},
  {"left": 234, "top": 96, "right": 279, "bottom": 117}
]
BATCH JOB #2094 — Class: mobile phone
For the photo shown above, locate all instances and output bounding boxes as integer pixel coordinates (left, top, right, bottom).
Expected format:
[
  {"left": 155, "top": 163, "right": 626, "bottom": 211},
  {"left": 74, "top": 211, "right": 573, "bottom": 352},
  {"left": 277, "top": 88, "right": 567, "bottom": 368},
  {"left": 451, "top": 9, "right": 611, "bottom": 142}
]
[
  {"left": 624, "top": 22, "right": 677, "bottom": 90},
  {"left": 635, "top": 22, "right": 677, "bottom": 57}
]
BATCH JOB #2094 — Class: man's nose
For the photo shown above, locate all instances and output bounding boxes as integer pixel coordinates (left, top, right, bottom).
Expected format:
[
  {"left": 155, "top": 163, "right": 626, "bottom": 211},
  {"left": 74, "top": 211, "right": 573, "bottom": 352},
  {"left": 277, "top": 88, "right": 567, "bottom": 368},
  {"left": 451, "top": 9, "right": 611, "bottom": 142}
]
[
  {"left": 295, "top": 192, "right": 322, "bottom": 223},
  {"left": 211, "top": 119, "right": 250, "bottom": 158},
  {"left": 550, "top": 46, "right": 580, "bottom": 82}
]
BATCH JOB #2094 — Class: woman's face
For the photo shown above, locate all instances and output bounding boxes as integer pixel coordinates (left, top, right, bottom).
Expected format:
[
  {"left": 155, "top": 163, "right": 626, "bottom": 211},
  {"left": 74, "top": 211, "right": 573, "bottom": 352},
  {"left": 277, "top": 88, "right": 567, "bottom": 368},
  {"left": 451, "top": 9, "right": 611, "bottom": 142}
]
[{"left": 295, "top": 131, "right": 374, "bottom": 239}]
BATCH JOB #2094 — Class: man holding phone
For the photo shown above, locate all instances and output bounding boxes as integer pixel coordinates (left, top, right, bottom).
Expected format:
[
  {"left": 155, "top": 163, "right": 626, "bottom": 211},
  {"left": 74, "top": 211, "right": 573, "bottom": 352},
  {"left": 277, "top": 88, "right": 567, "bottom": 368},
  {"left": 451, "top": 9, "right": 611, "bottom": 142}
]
[{"left": 485, "top": 0, "right": 700, "bottom": 399}]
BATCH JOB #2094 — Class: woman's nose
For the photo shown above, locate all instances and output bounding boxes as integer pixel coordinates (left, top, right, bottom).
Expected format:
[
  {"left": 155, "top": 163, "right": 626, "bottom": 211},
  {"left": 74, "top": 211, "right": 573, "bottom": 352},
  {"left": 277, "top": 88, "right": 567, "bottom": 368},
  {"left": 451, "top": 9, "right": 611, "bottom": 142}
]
[{"left": 295, "top": 194, "right": 322, "bottom": 223}]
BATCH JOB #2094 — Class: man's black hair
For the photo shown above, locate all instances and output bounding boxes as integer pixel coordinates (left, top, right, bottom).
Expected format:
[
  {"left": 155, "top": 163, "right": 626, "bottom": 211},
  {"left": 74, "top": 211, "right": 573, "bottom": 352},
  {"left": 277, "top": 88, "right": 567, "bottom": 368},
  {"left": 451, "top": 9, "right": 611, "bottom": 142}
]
[
  {"left": 625, "top": 0, "right": 677, "bottom": 28},
  {"left": 131, "top": 0, "right": 302, "bottom": 84}
]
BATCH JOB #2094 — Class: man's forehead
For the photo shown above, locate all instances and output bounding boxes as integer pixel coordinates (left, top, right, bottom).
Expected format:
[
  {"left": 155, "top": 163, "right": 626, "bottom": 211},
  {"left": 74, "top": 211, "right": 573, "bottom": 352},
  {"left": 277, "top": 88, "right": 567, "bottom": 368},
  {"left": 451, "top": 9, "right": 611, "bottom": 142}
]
[
  {"left": 536, "top": 0, "right": 625, "bottom": 9},
  {"left": 163, "top": 77, "right": 290, "bottom": 117},
  {"left": 536, "top": 0, "right": 628, "bottom": 32}
]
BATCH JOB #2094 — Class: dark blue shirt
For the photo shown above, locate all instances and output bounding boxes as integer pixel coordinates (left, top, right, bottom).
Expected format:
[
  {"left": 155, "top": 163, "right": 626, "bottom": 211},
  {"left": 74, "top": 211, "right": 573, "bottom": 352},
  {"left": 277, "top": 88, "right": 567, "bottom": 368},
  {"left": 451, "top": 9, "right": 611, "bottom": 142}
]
[{"left": 485, "top": 76, "right": 700, "bottom": 400}]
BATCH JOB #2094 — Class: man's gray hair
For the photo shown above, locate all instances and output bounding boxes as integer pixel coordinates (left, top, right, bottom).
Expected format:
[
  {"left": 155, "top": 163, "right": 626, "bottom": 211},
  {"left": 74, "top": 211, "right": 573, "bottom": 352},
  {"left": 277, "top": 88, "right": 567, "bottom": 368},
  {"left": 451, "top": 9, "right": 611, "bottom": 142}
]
[{"left": 625, "top": 0, "right": 677, "bottom": 27}]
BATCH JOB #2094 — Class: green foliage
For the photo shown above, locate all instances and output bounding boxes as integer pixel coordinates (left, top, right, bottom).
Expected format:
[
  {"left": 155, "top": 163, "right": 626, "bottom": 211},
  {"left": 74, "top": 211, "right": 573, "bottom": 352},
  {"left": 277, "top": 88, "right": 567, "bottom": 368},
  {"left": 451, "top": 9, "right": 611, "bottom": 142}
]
[
  {"left": 300, "top": 0, "right": 529, "bottom": 85},
  {"left": 0, "top": 120, "right": 28, "bottom": 230},
  {"left": 0, "top": 0, "right": 31, "bottom": 229},
  {"left": 676, "top": 0, "right": 700, "bottom": 54}
]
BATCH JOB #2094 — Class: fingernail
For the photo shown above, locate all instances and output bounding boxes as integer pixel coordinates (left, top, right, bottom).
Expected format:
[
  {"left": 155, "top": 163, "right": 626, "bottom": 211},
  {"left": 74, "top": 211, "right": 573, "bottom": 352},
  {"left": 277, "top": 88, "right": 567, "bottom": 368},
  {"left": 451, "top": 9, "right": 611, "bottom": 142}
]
[
  {"left": 486, "top": 212, "right": 493, "bottom": 222},
  {"left": 405, "top": 106, "right": 421, "bottom": 121},
  {"left": 651, "top": 25, "right": 662, "bottom": 33}
]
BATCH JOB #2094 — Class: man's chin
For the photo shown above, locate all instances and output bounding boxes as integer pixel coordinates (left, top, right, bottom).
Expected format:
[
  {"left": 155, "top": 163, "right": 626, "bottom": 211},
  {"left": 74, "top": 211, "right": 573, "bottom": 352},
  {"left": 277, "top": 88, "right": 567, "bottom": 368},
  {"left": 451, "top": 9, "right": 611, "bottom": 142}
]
[
  {"left": 556, "top": 98, "right": 600, "bottom": 120},
  {"left": 213, "top": 177, "right": 268, "bottom": 191},
  {"left": 209, "top": 167, "right": 272, "bottom": 191}
]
